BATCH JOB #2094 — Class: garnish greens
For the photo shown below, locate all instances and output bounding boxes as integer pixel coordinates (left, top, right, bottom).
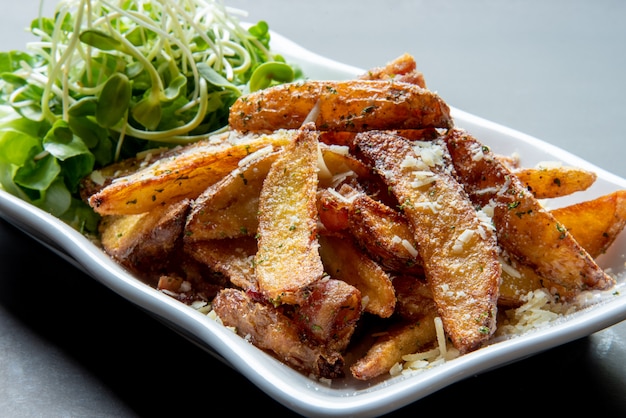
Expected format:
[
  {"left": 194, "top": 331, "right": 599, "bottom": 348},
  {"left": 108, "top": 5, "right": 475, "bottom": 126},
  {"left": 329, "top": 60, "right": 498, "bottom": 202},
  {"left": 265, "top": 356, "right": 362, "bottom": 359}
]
[{"left": 0, "top": 0, "right": 301, "bottom": 233}]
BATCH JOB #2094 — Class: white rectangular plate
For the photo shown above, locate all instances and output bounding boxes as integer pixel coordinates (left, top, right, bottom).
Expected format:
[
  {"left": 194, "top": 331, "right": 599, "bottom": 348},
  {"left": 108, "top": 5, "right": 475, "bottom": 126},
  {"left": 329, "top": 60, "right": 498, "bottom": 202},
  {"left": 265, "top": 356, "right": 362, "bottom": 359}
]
[{"left": 0, "top": 31, "right": 625, "bottom": 417}]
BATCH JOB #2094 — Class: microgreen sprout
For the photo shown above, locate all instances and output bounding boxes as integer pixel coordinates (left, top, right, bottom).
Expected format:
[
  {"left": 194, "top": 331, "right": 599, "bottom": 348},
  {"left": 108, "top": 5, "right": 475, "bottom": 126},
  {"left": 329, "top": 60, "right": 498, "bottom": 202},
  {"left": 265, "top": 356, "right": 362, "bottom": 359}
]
[{"left": 0, "top": 0, "right": 301, "bottom": 232}]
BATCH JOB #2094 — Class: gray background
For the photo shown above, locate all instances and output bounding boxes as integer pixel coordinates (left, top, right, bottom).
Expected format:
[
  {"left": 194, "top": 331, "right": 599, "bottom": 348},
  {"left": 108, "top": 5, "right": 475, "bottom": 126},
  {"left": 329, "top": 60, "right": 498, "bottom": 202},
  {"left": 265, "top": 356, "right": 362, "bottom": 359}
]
[{"left": 1, "top": 1, "right": 625, "bottom": 416}]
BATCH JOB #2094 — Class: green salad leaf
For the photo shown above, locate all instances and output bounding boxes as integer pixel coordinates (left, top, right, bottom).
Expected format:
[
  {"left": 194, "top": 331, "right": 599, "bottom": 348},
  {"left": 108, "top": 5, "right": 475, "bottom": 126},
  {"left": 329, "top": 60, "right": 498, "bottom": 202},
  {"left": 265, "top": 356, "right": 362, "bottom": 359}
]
[{"left": 0, "top": 0, "right": 302, "bottom": 233}]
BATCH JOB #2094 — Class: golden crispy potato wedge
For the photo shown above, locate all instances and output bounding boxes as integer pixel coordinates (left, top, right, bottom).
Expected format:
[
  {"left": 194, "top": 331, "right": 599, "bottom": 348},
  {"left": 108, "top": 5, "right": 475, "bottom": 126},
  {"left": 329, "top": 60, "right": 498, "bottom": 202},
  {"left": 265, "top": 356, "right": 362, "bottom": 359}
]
[
  {"left": 514, "top": 164, "right": 597, "bottom": 198},
  {"left": 348, "top": 193, "right": 424, "bottom": 276},
  {"left": 254, "top": 126, "right": 324, "bottom": 305},
  {"left": 228, "top": 80, "right": 453, "bottom": 133},
  {"left": 318, "top": 234, "right": 396, "bottom": 318},
  {"left": 499, "top": 191, "right": 626, "bottom": 307},
  {"left": 350, "top": 313, "right": 438, "bottom": 381},
  {"left": 79, "top": 146, "right": 171, "bottom": 201},
  {"left": 88, "top": 131, "right": 294, "bottom": 215},
  {"left": 184, "top": 150, "right": 279, "bottom": 241},
  {"left": 354, "top": 131, "right": 501, "bottom": 353},
  {"left": 551, "top": 190, "right": 626, "bottom": 258},
  {"left": 445, "top": 128, "right": 614, "bottom": 292},
  {"left": 498, "top": 256, "right": 576, "bottom": 307},
  {"left": 99, "top": 199, "right": 191, "bottom": 280},
  {"left": 318, "top": 143, "right": 371, "bottom": 187},
  {"left": 316, "top": 186, "right": 355, "bottom": 233}
]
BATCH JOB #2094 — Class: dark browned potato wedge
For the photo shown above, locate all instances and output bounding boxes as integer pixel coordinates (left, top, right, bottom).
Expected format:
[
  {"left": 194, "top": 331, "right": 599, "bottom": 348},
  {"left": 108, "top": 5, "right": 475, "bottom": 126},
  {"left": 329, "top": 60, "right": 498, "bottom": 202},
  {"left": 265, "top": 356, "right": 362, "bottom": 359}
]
[
  {"left": 393, "top": 275, "right": 437, "bottom": 321},
  {"left": 551, "top": 189, "right": 626, "bottom": 258},
  {"left": 514, "top": 165, "right": 597, "bottom": 198},
  {"left": 99, "top": 199, "right": 191, "bottom": 280},
  {"left": 444, "top": 128, "right": 614, "bottom": 292},
  {"left": 184, "top": 150, "right": 279, "bottom": 241},
  {"left": 228, "top": 79, "right": 453, "bottom": 133},
  {"left": 190, "top": 237, "right": 362, "bottom": 352},
  {"left": 88, "top": 131, "right": 294, "bottom": 215},
  {"left": 254, "top": 126, "right": 324, "bottom": 305},
  {"left": 212, "top": 288, "right": 345, "bottom": 379},
  {"left": 290, "top": 278, "right": 362, "bottom": 352},
  {"left": 185, "top": 237, "right": 258, "bottom": 291},
  {"left": 350, "top": 313, "right": 438, "bottom": 381},
  {"left": 354, "top": 131, "right": 501, "bottom": 354},
  {"left": 318, "top": 234, "right": 396, "bottom": 318}
]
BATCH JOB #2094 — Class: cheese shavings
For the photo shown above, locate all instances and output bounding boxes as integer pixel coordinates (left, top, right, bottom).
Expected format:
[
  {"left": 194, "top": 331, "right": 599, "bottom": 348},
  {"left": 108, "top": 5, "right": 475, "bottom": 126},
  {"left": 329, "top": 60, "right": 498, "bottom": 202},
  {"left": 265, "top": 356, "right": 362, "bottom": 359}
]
[{"left": 389, "top": 316, "right": 460, "bottom": 376}]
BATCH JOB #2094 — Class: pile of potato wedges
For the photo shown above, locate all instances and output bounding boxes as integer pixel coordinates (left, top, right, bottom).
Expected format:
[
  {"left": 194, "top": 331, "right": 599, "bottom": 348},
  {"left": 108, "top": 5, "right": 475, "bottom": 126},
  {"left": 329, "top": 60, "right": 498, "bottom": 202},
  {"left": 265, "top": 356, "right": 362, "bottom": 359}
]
[{"left": 80, "top": 54, "right": 626, "bottom": 381}]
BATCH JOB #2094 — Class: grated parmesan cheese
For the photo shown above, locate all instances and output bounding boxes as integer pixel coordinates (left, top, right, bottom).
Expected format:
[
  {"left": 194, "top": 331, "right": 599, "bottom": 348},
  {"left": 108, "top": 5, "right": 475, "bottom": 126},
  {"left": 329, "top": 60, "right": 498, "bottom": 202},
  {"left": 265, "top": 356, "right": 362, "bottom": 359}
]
[
  {"left": 401, "top": 239, "right": 419, "bottom": 258},
  {"left": 469, "top": 142, "right": 486, "bottom": 161},
  {"left": 409, "top": 171, "right": 438, "bottom": 188},
  {"left": 326, "top": 187, "right": 357, "bottom": 204},
  {"left": 452, "top": 229, "right": 475, "bottom": 253},
  {"left": 412, "top": 141, "right": 444, "bottom": 167},
  {"left": 89, "top": 170, "right": 106, "bottom": 186},
  {"left": 237, "top": 144, "right": 274, "bottom": 167},
  {"left": 330, "top": 170, "right": 355, "bottom": 188},
  {"left": 390, "top": 316, "right": 460, "bottom": 376},
  {"left": 414, "top": 201, "right": 442, "bottom": 214},
  {"left": 499, "top": 256, "right": 522, "bottom": 278},
  {"left": 401, "top": 155, "right": 427, "bottom": 170}
]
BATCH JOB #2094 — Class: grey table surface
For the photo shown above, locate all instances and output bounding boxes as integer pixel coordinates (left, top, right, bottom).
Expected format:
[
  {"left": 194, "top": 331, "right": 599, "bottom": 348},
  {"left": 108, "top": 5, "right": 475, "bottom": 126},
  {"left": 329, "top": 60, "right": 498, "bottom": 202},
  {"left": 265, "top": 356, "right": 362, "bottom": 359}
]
[{"left": 1, "top": 0, "right": 625, "bottom": 416}]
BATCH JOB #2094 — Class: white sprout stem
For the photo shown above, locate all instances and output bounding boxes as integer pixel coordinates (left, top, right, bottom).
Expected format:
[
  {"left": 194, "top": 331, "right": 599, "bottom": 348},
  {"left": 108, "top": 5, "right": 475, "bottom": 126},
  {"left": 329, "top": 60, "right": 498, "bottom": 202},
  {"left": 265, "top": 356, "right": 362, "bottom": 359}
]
[
  {"left": 114, "top": 115, "right": 128, "bottom": 161},
  {"left": 41, "top": 0, "right": 86, "bottom": 123},
  {"left": 99, "top": 0, "right": 202, "bottom": 100}
]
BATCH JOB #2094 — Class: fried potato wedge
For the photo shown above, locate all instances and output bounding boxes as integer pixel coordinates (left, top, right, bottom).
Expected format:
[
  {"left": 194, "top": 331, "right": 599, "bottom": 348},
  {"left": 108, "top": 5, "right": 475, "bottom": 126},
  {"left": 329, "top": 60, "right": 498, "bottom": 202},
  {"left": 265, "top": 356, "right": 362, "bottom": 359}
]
[
  {"left": 496, "top": 191, "right": 626, "bottom": 307},
  {"left": 514, "top": 164, "right": 597, "bottom": 198},
  {"left": 291, "top": 278, "right": 362, "bottom": 352},
  {"left": 212, "top": 288, "right": 345, "bottom": 379},
  {"left": 99, "top": 199, "right": 191, "bottom": 280},
  {"left": 318, "top": 143, "right": 371, "bottom": 187},
  {"left": 354, "top": 131, "right": 501, "bottom": 353},
  {"left": 350, "top": 313, "right": 438, "bottom": 381},
  {"left": 185, "top": 237, "right": 258, "bottom": 291},
  {"left": 498, "top": 257, "right": 576, "bottom": 307},
  {"left": 318, "top": 128, "right": 440, "bottom": 152},
  {"left": 254, "top": 126, "right": 324, "bottom": 305},
  {"left": 316, "top": 186, "right": 354, "bottom": 233},
  {"left": 88, "top": 131, "right": 294, "bottom": 215},
  {"left": 393, "top": 275, "right": 438, "bottom": 321},
  {"left": 348, "top": 193, "right": 424, "bottom": 276},
  {"left": 444, "top": 128, "right": 614, "bottom": 292},
  {"left": 228, "top": 79, "right": 453, "bottom": 133},
  {"left": 551, "top": 189, "right": 626, "bottom": 258},
  {"left": 79, "top": 146, "right": 171, "bottom": 201},
  {"left": 184, "top": 149, "right": 280, "bottom": 241},
  {"left": 318, "top": 234, "right": 396, "bottom": 318},
  {"left": 358, "top": 52, "right": 427, "bottom": 88}
]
